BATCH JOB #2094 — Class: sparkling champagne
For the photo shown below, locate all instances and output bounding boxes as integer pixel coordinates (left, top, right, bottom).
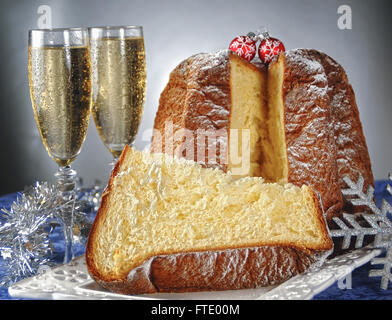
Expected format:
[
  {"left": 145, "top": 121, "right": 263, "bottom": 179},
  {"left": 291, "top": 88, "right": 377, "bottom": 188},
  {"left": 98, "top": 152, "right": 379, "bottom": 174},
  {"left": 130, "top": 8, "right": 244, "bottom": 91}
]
[
  {"left": 28, "top": 45, "right": 91, "bottom": 166},
  {"left": 90, "top": 37, "right": 146, "bottom": 158}
]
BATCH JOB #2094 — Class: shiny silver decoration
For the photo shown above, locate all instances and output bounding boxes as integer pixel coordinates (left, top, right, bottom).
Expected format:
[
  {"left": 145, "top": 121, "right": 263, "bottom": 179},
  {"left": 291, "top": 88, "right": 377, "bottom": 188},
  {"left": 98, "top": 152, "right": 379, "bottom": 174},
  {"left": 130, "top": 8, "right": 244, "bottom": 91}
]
[
  {"left": 387, "top": 172, "right": 392, "bottom": 199},
  {"left": 0, "top": 180, "right": 102, "bottom": 287},
  {"left": 369, "top": 249, "right": 392, "bottom": 290},
  {"left": 0, "top": 182, "right": 60, "bottom": 287},
  {"left": 330, "top": 174, "right": 392, "bottom": 290},
  {"left": 369, "top": 172, "right": 392, "bottom": 289}
]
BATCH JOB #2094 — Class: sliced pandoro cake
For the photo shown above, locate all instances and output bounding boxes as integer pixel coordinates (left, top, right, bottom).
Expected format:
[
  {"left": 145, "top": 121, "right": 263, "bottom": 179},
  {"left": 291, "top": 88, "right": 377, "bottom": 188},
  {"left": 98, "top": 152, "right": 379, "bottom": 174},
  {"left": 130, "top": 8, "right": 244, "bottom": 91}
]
[{"left": 86, "top": 145, "right": 333, "bottom": 294}]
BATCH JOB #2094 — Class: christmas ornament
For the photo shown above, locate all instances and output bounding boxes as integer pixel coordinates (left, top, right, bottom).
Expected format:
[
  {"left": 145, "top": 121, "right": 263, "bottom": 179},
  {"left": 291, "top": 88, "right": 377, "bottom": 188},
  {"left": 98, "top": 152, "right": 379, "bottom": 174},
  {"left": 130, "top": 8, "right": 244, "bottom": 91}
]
[
  {"left": 0, "top": 180, "right": 102, "bottom": 287},
  {"left": 0, "top": 182, "right": 62, "bottom": 287},
  {"left": 229, "top": 28, "right": 285, "bottom": 64},
  {"left": 229, "top": 34, "right": 257, "bottom": 62},
  {"left": 330, "top": 174, "right": 392, "bottom": 290},
  {"left": 257, "top": 30, "right": 285, "bottom": 64}
]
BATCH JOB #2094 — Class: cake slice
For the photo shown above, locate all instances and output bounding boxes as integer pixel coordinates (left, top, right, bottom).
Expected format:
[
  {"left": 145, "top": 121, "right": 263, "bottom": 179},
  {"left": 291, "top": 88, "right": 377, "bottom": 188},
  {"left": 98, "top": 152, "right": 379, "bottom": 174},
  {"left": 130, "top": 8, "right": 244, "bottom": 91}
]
[{"left": 86, "top": 146, "right": 333, "bottom": 294}]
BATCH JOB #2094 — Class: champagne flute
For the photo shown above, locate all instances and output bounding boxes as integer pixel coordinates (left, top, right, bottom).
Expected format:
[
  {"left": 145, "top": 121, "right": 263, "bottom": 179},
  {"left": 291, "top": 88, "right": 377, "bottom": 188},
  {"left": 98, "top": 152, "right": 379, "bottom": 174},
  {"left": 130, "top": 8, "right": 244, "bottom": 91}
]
[
  {"left": 28, "top": 28, "right": 92, "bottom": 263},
  {"left": 89, "top": 26, "right": 146, "bottom": 166}
]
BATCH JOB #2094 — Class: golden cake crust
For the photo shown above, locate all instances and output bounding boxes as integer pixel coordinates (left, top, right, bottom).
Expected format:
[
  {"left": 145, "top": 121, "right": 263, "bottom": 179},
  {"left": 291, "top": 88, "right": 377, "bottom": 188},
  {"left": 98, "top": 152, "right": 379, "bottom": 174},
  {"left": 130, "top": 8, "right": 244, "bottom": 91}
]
[{"left": 88, "top": 245, "right": 324, "bottom": 295}]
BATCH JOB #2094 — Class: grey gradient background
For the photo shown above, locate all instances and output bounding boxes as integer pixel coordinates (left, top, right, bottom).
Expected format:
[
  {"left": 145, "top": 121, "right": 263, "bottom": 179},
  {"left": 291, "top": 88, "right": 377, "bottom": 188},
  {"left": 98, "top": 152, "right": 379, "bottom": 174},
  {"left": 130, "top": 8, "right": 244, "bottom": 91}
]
[{"left": 0, "top": 0, "right": 391, "bottom": 195}]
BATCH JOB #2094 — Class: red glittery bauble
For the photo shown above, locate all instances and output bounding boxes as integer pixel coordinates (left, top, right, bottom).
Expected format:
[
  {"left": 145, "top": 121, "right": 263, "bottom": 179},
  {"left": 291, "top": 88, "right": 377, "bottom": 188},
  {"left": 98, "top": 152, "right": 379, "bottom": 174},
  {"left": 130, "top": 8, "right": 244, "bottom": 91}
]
[
  {"left": 258, "top": 37, "right": 285, "bottom": 64},
  {"left": 229, "top": 36, "right": 257, "bottom": 62}
]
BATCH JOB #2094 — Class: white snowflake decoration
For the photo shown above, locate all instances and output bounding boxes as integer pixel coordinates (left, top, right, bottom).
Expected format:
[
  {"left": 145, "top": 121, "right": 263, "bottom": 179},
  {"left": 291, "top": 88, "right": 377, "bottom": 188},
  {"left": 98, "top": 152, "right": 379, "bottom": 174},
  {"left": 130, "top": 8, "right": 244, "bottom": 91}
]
[
  {"left": 330, "top": 174, "right": 392, "bottom": 290},
  {"left": 262, "top": 39, "right": 280, "bottom": 62},
  {"left": 229, "top": 36, "right": 256, "bottom": 61}
]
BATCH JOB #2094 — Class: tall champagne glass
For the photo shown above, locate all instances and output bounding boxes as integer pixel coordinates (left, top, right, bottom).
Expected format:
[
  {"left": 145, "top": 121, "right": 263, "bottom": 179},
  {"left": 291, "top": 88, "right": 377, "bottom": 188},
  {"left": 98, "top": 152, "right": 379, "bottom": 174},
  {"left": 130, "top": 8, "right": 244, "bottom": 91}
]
[
  {"left": 89, "top": 26, "right": 146, "bottom": 165},
  {"left": 28, "top": 28, "right": 92, "bottom": 263}
]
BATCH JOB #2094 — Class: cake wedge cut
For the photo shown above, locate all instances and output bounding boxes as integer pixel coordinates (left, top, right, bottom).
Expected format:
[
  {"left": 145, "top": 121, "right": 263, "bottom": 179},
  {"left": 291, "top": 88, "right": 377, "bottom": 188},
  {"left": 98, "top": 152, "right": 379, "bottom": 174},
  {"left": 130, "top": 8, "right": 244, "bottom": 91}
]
[{"left": 86, "top": 145, "right": 333, "bottom": 294}]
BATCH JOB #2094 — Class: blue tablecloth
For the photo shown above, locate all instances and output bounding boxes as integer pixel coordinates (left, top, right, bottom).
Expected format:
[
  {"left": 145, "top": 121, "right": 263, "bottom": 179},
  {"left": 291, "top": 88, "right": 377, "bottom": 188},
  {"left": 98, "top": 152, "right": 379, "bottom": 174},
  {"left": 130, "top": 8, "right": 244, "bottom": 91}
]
[{"left": 0, "top": 181, "right": 391, "bottom": 300}]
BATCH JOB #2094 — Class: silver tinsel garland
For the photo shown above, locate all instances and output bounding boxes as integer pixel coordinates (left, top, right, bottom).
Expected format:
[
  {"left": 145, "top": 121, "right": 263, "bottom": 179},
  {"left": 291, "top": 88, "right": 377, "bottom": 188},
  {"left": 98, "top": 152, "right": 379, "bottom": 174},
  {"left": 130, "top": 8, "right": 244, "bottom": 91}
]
[
  {"left": 330, "top": 174, "right": 392, "bottom": 290},
  {"left": 0, "top": 181, "right": 102, "bottom": 287},
  {"left": 0, "top": 182, "right": 62, "bottom": 287}
]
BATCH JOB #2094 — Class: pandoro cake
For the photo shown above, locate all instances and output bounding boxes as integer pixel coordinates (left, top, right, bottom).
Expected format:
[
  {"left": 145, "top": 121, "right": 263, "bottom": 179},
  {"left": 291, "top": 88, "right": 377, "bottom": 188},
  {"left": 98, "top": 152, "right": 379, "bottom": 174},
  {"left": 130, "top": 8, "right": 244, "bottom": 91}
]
[{"left": 86, "top": 47, "right": 373, "bottom": 294}]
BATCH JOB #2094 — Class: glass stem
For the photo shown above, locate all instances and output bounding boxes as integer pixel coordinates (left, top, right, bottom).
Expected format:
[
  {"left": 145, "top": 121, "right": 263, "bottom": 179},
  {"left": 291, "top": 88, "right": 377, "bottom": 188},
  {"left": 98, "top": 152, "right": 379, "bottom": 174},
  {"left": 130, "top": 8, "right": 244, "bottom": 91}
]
[{"left": 54, "top": 165, "right": 77, "bottom": 264}]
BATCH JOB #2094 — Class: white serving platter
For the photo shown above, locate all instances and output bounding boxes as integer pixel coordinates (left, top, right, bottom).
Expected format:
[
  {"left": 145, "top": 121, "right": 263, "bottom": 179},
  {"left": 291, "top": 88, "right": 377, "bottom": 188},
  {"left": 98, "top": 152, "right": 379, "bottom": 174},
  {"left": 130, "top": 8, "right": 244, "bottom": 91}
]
[{"left": 8, "top": 246, "right": 381, "bottom": 300}]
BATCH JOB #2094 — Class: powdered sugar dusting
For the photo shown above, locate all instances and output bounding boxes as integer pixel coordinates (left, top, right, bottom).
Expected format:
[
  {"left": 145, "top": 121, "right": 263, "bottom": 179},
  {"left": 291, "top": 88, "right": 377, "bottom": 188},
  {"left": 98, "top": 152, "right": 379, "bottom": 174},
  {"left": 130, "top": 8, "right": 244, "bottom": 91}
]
[
  {"left": 285, "top": 49, "right": 324, "bottom": 74},
  {"left": 190, "top": 50, "right": 229, "bottom": 72},
  {"left": 282, "top": 48, "right": 373, "bottom": 220}
]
